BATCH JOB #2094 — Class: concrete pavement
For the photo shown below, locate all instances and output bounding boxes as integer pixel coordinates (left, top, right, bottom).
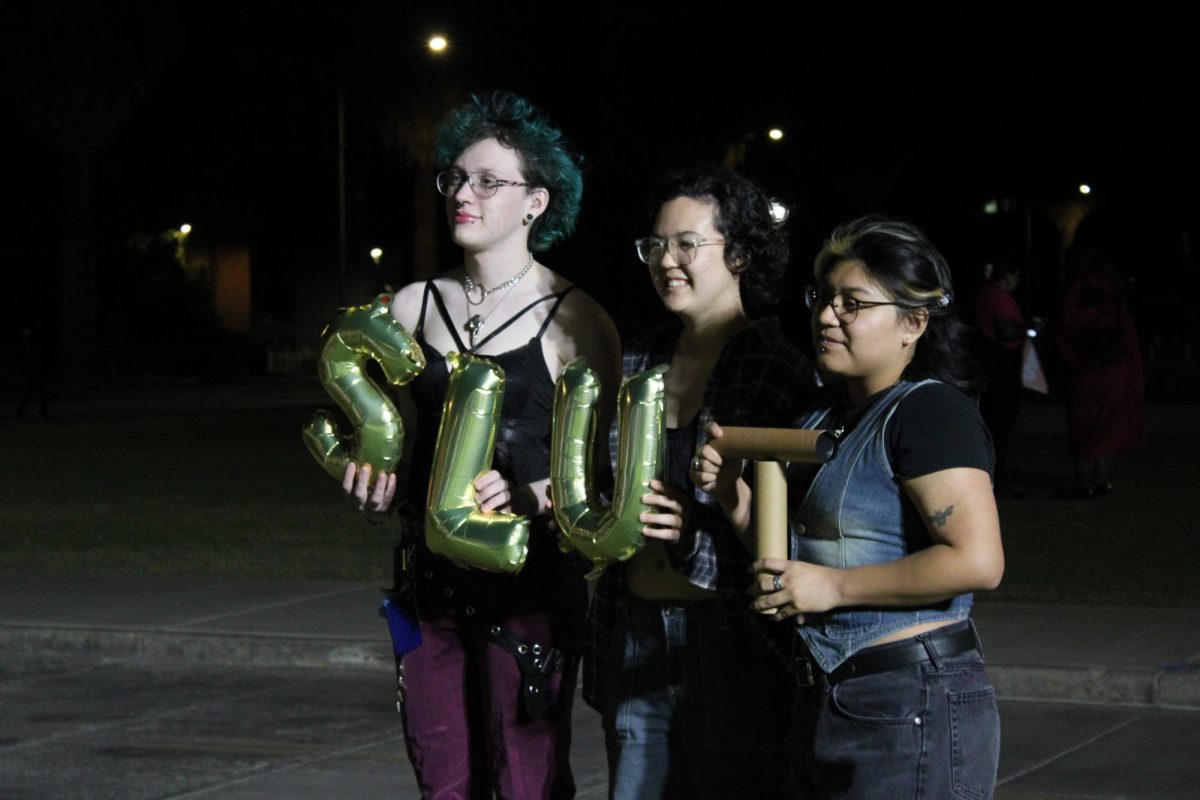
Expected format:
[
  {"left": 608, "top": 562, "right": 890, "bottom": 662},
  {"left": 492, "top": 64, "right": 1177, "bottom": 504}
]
[
  {"left": 3, "top": 575, "right": 1199, "bottom": 709},
  {"left": 4, "top": 576, "right": 1200, "bottom": 798}
]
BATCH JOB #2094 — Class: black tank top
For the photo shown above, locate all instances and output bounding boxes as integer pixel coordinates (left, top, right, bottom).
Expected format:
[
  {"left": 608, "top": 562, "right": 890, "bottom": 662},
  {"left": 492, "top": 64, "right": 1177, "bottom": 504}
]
[{"left": 405, "top": 281, "right": 575, "bottom": 508}]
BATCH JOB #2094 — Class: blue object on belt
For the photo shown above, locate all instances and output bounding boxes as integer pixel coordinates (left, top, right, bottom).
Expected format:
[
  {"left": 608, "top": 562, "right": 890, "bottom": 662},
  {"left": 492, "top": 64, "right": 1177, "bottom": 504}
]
[{"left": 379, "top": 596, "right": 423, "bottom": 656}]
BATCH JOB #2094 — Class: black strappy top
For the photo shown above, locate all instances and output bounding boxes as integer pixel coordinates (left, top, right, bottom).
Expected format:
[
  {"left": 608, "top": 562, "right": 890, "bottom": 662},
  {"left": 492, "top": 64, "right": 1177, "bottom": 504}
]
[{"left": 404, "top": 280, "right": 575, "bottom": 509}]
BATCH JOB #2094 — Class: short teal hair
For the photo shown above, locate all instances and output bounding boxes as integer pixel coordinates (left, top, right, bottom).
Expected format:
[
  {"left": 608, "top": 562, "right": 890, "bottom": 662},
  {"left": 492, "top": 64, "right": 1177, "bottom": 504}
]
[{"left": 435, "top": 91, "right": 583, "bottom": 252}]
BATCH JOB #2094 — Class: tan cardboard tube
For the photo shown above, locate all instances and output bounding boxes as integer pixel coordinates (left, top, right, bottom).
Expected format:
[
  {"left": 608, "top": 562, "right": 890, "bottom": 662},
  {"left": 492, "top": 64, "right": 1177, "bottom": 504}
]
[
  {"left": 754, "top": 461, "right": 788, "bottom": 562},
  {"left": 712, "top": 427, "right": 835, "bottom": 464},
  {"left": 754, "top": 460, "right": 788, "bottom": 614}
]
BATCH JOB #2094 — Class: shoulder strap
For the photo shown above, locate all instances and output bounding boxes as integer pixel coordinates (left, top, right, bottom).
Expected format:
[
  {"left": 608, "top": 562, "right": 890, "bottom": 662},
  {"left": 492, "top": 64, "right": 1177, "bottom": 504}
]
[
  {"left": 426, "top": 282, "right": 468, "bottom": 353},
  {"left": 535, "top": 286, "right": 577, "bottom": 339},
  {"left": 471, "top": 290, "right": 566, "bottom": 351},
  {"left": 416, "top": 281, "right": 434, "bottom": 334}
]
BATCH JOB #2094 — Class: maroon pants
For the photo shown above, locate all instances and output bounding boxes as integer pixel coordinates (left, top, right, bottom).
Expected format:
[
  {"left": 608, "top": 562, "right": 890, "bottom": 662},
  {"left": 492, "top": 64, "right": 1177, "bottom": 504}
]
[{"left": 400, "top": 608, "right": 578, "bottom": 800}]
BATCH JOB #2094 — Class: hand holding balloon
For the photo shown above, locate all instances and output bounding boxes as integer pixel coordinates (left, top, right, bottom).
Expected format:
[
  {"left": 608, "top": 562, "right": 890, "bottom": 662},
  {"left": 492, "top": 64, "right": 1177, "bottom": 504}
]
[
  {"left": 344, "top": 462, "right": 397, "bottom": 515},
  {"left": 474, "top": 469, "right": 515, "bottom": 512},
  {"left": 302, "top": 294, "right": 425, "bottom": 481},
  {"left": 639, "top": 479, "right": 689, "bottom": 542}
]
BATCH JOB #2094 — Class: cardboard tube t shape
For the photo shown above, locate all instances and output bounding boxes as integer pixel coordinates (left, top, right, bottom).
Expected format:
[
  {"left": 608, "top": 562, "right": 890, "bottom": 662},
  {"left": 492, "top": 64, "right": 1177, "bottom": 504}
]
[{"left": 712, "top": 427, "right": 835, "bottom": 464}]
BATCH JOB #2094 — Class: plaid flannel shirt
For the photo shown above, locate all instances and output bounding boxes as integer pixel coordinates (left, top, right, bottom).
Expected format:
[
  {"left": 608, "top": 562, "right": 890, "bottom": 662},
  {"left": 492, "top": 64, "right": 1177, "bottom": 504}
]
[{"left": 582, "top": 317, "right": 818, "bottom": 709}]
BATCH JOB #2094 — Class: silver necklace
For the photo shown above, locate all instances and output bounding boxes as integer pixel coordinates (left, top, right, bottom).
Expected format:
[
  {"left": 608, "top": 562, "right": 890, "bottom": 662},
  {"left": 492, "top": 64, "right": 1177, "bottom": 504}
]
[
  {"left": 462, "top": 256, "right": 533, "bottom": 348},
  {"left": 462, "top": 252, "right": 533, "bottom": 306}
]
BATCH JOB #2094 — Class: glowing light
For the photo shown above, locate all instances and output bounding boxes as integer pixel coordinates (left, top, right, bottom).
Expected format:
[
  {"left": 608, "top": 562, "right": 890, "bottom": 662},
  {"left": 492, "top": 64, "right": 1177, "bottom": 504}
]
[
  {"left": 370, "top": 247, "right": 383, "bottom": 264},
  {"left": 768, "top": 200, "right": 790, "bottom": 224},
  {"left": 428, "top": 35, "right": 447, "bottom": 52},
  {"left": 983, "top": 200, "right": 999, "bottom": 215},
  {"left": 768, "top": 128, "right": 784, "bottom": 141},
  {"left": 180, "top": 223, "right": 192, "bottom": 235},
  {"left": 1079, "top": 184, "right": 1091, "bottom": 195}
]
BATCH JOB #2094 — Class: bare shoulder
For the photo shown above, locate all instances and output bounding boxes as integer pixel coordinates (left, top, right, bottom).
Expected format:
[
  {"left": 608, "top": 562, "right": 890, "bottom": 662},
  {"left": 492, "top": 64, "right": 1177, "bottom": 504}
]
[
  {"left": 559, "top": 285, "right": 614, "bottom": 326},
  {"left": 388, "top": 276, "right": 459, "bottom": 331},
  {"left": 553, "top": 287, "right": 619, "bottom": 354}
]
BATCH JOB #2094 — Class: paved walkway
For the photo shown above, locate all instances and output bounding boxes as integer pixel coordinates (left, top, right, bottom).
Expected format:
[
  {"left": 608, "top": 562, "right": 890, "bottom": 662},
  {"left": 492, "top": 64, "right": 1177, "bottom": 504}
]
[
  {"left": 3, "top": 574, "right": 1199, "bottom": 709},
  {"left": 4, "top": 577, "right": 1200, "bottom": 799}
]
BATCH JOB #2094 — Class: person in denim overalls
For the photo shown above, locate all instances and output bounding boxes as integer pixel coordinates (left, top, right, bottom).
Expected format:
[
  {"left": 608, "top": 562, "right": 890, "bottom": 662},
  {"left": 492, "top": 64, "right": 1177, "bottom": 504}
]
[{"left": 696, "top": 217, "right": 1004, "bottom": 799}]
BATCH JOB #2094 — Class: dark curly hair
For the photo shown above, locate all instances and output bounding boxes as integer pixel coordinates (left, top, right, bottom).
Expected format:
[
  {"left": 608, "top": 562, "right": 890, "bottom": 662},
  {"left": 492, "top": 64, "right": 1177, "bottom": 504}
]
[
  {"left": 435, "top": 91, "right": 583, "bottom": 252},
  {"left": 649, "top": 167, "right": 788, "bottom": 318},
  {"left": 813, "top": 216, "right": 978, "bottom": 392}
]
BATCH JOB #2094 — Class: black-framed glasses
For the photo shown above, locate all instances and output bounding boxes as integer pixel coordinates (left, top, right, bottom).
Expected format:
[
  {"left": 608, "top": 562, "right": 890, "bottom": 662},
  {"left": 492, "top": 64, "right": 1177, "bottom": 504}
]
[
  {"left": 635, "top": 235, "right": 725, "bottom": 266},
  {"left": 805, "top": 286, "right": 907, "bottom": 324},
  {"left": 436, "top": 170, "right": 529, "bottom": 198}
]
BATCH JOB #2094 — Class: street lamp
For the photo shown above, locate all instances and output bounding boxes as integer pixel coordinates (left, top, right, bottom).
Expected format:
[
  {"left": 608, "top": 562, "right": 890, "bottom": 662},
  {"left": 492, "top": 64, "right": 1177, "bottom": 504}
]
[
  {"left": 428, "top": 35, "right": 448, "bottom": 53},
  {"left": 768, "top": 128, "right": 784, "bottom": 141}
]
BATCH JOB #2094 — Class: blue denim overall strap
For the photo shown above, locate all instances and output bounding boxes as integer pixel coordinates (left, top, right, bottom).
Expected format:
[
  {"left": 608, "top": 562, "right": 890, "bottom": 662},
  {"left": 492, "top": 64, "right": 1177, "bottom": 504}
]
[{"left": 789, "top": 380, "right": 972, "bottom": 673}]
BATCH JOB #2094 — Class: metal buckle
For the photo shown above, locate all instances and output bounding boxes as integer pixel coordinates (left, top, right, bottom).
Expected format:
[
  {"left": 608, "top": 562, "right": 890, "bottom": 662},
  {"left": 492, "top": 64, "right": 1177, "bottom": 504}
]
[{"left": 795, "top": 657, "right": 817, "bottom": 687}]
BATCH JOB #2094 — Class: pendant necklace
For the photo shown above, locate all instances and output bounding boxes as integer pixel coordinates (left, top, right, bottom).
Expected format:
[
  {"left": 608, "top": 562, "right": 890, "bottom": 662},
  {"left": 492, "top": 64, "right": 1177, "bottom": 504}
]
[{"left": 463, "top": 253, "right": 534, "bottom": 349}]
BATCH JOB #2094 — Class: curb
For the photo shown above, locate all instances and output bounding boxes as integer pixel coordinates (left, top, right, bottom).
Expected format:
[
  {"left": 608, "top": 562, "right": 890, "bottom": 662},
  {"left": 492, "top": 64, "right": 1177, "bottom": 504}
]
[
  {"left": 989, "top": 664, "right": 1200, "bottom": 709},
  {"left": 1, "top": 624, "right": 393, "bottom": 672},
  {"left": 7, "top": 624, "right": 1199, "bottom": 710}
]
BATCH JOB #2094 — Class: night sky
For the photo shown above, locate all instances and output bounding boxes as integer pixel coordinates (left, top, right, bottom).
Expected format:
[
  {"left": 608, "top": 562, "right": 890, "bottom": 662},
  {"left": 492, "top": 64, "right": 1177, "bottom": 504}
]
[{"left": 5, "top": 4, "right": 1198, "bottom": 369}]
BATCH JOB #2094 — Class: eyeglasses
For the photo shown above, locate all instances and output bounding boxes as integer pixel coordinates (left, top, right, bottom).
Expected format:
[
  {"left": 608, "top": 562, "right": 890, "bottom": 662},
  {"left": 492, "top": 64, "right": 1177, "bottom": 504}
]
[
  {"left": 635, "top": 235, "right": 725, "bottom": 266},
  {"left": 436, "top": 170, "right": 529, "bottom": 198},
  {"left": 805, "top": 286, "right": 907, "bottom": 324}
]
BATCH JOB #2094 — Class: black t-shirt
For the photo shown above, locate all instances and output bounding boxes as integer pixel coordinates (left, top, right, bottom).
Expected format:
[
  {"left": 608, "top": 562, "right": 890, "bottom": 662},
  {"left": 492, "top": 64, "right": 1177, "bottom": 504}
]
[{"left": 829, "top": 382, "right": 994, "bottom": 481}]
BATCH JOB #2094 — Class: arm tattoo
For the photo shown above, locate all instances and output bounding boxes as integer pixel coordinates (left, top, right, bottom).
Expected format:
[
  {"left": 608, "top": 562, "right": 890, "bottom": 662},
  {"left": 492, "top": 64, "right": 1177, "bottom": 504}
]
[{"left": 927, "top": 505, "right": 955, "bottom": 528}]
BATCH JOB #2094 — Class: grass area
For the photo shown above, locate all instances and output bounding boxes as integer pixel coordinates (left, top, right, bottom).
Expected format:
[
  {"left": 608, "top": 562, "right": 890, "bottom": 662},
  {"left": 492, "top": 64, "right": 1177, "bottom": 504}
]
[
  {"left": 2, "top": 388, "right": 1198, "bottom": 606},
  {"left": 0, "top": 403, "right": 394, "bottom": 582}
]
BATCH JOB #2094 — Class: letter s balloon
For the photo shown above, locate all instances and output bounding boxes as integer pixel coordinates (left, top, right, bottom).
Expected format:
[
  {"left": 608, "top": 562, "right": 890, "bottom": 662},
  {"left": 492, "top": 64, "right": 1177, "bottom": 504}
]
[
  {"left": 425, "top": 353, "right": 529, "bottom": 574},
  {"left": 551, "top": 358, "right": 667, "bottom": 573},
  {"left": 302, "top": 294, "right": 425, "bottom": 480}
]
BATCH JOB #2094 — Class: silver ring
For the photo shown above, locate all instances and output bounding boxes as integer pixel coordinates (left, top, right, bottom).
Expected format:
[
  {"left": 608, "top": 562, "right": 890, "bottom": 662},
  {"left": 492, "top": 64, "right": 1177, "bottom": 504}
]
[{"left": 773, "top": 574, "right": 783, "bottom": 592}]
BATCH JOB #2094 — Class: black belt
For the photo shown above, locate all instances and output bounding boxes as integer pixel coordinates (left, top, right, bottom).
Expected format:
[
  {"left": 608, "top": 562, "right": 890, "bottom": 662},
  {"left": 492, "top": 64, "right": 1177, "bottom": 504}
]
[{"left": 794, "top": 622, "right": 981, "bottom": 688}]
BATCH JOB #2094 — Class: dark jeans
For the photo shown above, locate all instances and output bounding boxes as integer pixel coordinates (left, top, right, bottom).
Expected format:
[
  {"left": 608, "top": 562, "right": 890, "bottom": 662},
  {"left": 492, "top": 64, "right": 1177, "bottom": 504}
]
[
  {"left": 791, "top": 623, "right": 1001, "bottom": 799},
  {"left": 603, "top": 596, "right": 791, "bottom": 800}
]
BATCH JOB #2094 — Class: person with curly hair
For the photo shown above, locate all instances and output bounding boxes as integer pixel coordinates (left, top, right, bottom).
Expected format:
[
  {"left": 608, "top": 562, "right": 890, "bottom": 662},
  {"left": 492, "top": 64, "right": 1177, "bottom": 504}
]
[
  {"left": 346, "top": 90, "right": 620, "bottom": 799},
  {"left": 584, "top": 167, "right": 817, "bottom": 799},
  {"left": 697, "top": 217, "right": 1004, "bottom": 799}
]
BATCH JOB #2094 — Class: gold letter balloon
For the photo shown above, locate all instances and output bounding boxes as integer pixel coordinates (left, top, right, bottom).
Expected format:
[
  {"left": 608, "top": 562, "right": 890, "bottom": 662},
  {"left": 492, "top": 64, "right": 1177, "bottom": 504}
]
[
  {"left": 551, "top": 358, "right": 667, "bottom": 573},
  {"left": 425, "top": 353, "right": 530, "bottom": 574},
  {"left": 302, "top": 294, "right": 426, "bottom": 480}
]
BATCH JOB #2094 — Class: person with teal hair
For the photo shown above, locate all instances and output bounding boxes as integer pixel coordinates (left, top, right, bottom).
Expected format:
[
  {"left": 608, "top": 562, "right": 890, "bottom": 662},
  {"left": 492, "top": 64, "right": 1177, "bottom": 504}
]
[
  {"left": 434, "top": 91, "right": 583, "bottom": 254},
  {"left": 346, "top": 90, "right": 620, "bottom": 798}
]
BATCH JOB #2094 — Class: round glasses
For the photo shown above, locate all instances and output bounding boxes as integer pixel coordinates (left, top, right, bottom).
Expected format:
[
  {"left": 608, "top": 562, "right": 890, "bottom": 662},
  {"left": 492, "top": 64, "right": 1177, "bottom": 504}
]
[
  {"left": 635, "top": 235, "right": 725, "bottom": 266},
  {"left": 436, "top": 170, "right": 529, "bottom": 198},
  {"left": 805, "top": 286, "right": 907, "bottom": 324}
]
